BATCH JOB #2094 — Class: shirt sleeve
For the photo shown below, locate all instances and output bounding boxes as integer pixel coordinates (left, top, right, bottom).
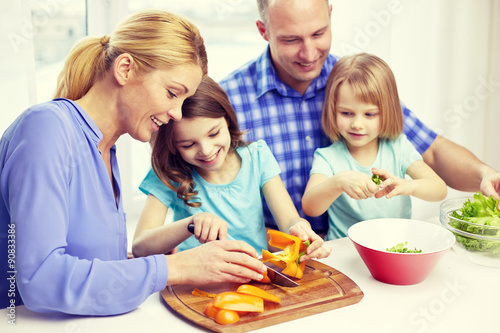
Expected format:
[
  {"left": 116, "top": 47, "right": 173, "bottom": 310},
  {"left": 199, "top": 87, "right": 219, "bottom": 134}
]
[
  {"left": 139, "top": 167, "right": 179, "bottom": 208},
  {"left": 402, "top": 104, "right": 437, "bottom": 154},
  {"left": 396, "top": 134, "right": 423, "bottom": 175},
  {"left": 255, "top": 140, "right": 281, "bottom": 187},
  {"left": 309, "top": 147, "right": 334, "bottom": 177},
  {"left": 2, "top": 108, "right": 168, "bottom": 315}
]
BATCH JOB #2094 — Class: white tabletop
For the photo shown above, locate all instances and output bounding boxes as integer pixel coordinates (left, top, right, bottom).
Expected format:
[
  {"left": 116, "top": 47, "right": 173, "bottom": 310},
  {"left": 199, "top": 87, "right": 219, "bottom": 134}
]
[{"left": 3, "top": 219, "right": 498, "bottom": 333}]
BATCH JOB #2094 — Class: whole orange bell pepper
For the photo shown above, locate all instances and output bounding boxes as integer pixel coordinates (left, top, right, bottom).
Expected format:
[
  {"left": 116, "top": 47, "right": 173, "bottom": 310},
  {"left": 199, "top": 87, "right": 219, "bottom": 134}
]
[{"left": 262, "top": 230, "right": 308, "bottom": 279}]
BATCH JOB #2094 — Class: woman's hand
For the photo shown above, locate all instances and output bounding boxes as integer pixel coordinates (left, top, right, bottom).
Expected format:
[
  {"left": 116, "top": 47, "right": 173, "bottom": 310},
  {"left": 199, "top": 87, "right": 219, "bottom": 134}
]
[
  {"left": 165, "top": 240, "right": 267, "bottom": 286},
  {"left": 190, "top": 212, "right": 229, "bottom": 243},
  {"left": 288, "top": 220, "right": 332, "bottom": 261}
]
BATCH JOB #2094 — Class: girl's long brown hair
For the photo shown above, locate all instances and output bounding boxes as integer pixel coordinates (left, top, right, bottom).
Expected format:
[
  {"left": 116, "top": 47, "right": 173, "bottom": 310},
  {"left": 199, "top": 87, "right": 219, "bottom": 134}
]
[{"left": 151, "top": 76, "right": 246, "bottom": 207}]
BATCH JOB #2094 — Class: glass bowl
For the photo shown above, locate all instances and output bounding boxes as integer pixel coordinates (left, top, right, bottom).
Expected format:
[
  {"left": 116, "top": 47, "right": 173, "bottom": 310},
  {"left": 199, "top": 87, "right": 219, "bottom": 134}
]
[{"left": 439, "top": 196, "right": 500, "bottom": 267}]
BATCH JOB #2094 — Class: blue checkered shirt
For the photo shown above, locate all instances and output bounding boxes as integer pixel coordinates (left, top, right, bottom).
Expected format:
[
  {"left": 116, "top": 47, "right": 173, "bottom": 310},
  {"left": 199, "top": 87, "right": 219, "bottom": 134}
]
[{"left": 219, "top": 47, "right": 437, "bottom": 233}]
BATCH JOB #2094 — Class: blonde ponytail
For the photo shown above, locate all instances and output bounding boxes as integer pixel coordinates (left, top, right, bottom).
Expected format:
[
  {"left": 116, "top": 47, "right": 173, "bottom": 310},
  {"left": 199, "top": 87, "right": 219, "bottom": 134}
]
[{"left": 54, "top": 36, "right": 108, "bottom": 100}]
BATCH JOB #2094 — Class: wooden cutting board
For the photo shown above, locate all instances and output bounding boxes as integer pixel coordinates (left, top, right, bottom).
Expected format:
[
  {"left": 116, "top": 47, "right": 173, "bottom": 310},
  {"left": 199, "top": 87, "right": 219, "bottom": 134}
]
[{"left": 160, "top": 260, "right": 363, "bottom": 333}]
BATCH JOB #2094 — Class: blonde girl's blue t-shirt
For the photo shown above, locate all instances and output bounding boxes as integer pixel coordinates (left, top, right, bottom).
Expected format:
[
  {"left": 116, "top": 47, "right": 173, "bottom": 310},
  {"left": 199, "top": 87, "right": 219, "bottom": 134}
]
[
  {"left": 139, "top": 140, "right": 280, "bottom": 253},
  {"left": 310, "top": 135, "right": 422, "bottom": 240}
]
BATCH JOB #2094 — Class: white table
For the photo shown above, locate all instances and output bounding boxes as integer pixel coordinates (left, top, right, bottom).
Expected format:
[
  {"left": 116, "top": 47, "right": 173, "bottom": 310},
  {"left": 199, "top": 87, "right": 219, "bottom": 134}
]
[{"left": 2, "top": 219, "right": 498, "bottom": 333}]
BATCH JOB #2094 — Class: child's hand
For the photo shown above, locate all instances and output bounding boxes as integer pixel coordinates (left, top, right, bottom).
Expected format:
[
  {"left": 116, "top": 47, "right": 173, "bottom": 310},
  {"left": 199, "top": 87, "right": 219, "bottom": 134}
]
[
  {"left": 288, "top": 220, "right": 332, "bottom": 261},
  {"left": 372, "top": 168, "right": 414, "bottom": 199},
  {"left": 190, "top": 213, "right": 229, "bottom": 243},
  {"left": 338, "top": 170, "right": 379, "bottom": 199}
]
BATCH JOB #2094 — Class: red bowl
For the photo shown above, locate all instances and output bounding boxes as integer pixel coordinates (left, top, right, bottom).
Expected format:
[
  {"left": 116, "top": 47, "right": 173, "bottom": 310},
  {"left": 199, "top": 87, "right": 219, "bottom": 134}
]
[{"left": 348, "top": 218, "right": 455, "bottom": 285}]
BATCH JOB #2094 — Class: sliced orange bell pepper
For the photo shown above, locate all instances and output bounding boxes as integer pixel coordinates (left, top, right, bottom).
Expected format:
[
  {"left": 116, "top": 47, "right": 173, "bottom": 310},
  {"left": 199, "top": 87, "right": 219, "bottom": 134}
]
[
  {"left": 262, "top": 230, "right": 309, "bottom": 279},
  {"left": 213, "top": 292, "right": 264, "bottom": 313},
  {"left": 267, "top": 229, "right": 306, "bottom": 251},
  {"left": 236, "top": 284, "right": 281, "bottom": 304},
  {"left": 192, "top": 288, "right": 216, "bottom": 298},
  {"left": 203, "top": 301, "right": 219, "bottom": 319},
  {"left": 214, "top": 309, "right": 240, "bottom": 325}
]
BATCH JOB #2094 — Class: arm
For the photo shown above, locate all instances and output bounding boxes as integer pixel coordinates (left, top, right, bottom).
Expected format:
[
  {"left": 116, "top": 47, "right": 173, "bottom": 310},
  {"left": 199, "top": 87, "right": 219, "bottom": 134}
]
[
  {"left": 262, "top": 175, "right": 332, "bottom": 260},
  {"left": 132, "top": 194, "right": 229, "bottom": 257},
  {"left": 302, "top": 171, "right": 380, "bottom": 217},
  {"left": 165, "top": 240, "right": 267, "bottom": 285},
  {"left": 4, "top": 109, "right": 169, "bottom": 315},
  {"left": 373, "top": 161, "right": 447, "bottom": 201},
  {"left": 423, "top": 135, "right": 499, "bottom": 197}
]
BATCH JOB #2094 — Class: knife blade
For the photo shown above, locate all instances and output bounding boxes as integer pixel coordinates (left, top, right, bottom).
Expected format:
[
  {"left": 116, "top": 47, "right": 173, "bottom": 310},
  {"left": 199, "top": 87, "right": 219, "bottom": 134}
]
[
  {"left": 264, "top": 263, "right": 299, "bottom": 288},
  {"left": 188, "top": 223, "right": 298, "bottom": 287}
]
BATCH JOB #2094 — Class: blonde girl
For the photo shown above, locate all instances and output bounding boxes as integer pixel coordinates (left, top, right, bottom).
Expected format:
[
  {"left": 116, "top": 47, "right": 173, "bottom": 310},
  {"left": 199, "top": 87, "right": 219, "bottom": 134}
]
[
  {"left": 302, "top": 53, "right": 447, "bottom": 240},
  {"left": 133, "top": 77, "right": 331, "bottom": 260}
]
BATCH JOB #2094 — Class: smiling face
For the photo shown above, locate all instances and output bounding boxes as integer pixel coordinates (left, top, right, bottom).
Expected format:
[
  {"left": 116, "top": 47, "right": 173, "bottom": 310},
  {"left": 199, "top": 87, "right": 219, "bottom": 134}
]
[
  {"left": 335, "top": 83, "right": 381, "bottom": 154},
  {"left": 173, "top": 116, "right": 232, "bottom": 176},
  {"left": 119, "top": 63, "right": 203, "bottom": 142},
  {"left": 258, "top": 0, "right": 332, "bottom": 94}
]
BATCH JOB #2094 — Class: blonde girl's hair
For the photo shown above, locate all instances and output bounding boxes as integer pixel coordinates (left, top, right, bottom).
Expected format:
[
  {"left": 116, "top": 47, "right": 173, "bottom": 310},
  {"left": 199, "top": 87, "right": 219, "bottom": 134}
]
[
  {"left": 322, "top": 53, "right": 403, "bottom": 142},
  {"left": 151, "top": 76, "right": 246, "bottom": 208},
  {"left": 54, "top": 9, "right": 208, "bottom": 100}
]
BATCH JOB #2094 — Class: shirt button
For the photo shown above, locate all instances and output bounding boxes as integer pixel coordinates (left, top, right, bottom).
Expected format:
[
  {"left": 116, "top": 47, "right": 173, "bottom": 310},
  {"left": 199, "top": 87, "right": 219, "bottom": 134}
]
[{"left": 306, "top": 136, "right": 311, "bottom": 142}]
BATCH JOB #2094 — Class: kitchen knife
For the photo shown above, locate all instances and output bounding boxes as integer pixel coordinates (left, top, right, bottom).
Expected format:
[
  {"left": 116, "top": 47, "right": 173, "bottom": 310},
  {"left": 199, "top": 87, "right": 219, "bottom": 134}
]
[
  {"left": 188, "top": 224, "right": 298, "bottom": 287},
  {"left": 265, "top": 263, "right": 299, "bottom": 288},
  {"left": 187, "top": 223, "right": 234, "bottom": 240}
]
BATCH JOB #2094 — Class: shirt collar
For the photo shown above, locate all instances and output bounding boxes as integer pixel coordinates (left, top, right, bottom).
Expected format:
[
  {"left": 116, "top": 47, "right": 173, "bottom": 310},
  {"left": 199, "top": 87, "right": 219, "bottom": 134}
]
[
  {"left": 255, "top": 46, "right": 336, "bottom": 99},
  {"left": 54, "top": 98, "right": 113, "bottom": 151}
]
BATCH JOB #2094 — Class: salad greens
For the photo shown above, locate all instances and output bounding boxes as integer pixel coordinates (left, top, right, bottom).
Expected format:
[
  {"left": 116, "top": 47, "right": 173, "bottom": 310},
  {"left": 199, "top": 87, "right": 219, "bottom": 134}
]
[
  {"left": 449, "top": 192, "right": 500, "bottom": 253},
  {"left": 386, "top": 241, "right": 422, "bottom": 253},
  {"left": 371, "top": 174, "right": 383, "bottom": 185}
]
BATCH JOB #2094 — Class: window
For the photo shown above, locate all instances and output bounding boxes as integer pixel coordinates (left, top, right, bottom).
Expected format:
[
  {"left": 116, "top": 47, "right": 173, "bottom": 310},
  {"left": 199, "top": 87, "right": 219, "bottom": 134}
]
[
  {"left": 31, "top": 0, "right": 87, "bottom": 101},
  {"left": 127, "top": 0, "right": 265, "bottom": 81}
]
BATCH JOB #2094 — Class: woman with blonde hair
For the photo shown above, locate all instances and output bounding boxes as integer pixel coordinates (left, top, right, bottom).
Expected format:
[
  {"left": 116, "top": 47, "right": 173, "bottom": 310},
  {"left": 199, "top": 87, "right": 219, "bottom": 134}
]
[
  {"left": 302, "top": 53, "right": 447, "bottom": 240},
  {"left": 0, "top": 9, "right": 266, "bottom": 315}
]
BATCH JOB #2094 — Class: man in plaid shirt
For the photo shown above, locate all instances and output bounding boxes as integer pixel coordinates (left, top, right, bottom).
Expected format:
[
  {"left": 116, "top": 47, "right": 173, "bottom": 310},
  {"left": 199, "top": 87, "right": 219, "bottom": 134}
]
[{"left": 219, "top": 0, "right": 500, "bottom": 233}]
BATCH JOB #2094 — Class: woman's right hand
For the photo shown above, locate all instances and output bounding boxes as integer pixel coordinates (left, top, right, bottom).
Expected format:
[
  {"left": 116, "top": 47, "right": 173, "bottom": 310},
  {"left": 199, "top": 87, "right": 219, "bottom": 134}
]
[
  {"left": 190, "top": 212, "right": 229, "bottom": 243},
  {"left": 165, "top": 240, "right": 267, "bottom": 285}
]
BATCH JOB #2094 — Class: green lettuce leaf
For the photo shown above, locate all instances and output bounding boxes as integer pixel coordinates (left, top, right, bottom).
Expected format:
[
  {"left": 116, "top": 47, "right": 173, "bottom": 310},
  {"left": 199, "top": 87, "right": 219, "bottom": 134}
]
[{"left": 449, "top": 192, "right": 500, "bottom": 253}]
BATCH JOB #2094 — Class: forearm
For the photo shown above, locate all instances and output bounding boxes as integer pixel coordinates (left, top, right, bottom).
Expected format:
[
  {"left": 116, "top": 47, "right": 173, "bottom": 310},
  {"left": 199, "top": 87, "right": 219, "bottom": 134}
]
[
  {"left": 132, "top": 218, "right": 192, "bottom": 257},
  {"left": 302, "top": 177, "right": 343, "bottom": 217},
  {"left": 409, "top": 177, "right": 448, "bottom": 202},
  {"left": 423, "top": 135, "right": 498, "bottom": 191},
  {"left": 19, "top": 249, "right": 168, "bottom": 315}
]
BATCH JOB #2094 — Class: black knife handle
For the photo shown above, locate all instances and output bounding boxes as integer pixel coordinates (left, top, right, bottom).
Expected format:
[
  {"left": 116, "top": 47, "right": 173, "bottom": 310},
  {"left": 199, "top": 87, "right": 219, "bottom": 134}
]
[{"left": 187, "top": 223, "right": 220, "bottom": 240}]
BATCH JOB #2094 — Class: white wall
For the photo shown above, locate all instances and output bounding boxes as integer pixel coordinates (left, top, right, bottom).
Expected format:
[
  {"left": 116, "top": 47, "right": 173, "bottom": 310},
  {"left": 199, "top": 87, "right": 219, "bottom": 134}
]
[{"left": 1, "top": 0, "right": 498, "bottom": 223}]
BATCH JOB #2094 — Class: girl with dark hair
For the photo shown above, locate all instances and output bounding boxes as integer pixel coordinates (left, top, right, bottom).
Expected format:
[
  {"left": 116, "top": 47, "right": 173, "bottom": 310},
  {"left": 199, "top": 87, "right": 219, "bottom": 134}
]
[{"left": 133, "top": 77, "right": 331, "bottom": 260}]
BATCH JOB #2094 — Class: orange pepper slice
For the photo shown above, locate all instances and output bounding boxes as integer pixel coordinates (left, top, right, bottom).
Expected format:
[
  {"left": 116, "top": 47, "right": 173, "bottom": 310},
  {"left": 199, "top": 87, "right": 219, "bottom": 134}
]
[
  {"left": 236, "top": 284, "right": 281, "bottom": 304},
  {"left": 203, "top": 301, "right": 219, "bottom": 319},
  {"left": 214, "top": 309, "right": 240, "bottom": 325},
  {"left": 192, "top": 288, "right": 216, "bottom": 298},
  {"left": 213, "top": 292, "right": 264, "bottom": 313}
]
